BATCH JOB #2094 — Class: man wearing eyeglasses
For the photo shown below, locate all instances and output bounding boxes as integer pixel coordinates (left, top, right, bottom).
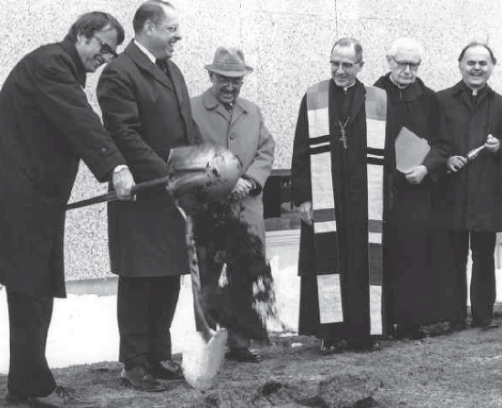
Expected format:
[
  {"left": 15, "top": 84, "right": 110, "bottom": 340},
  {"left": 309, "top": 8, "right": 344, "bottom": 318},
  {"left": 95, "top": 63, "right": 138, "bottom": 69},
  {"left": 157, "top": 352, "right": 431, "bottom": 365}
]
[
  {"left": 436, "top": 42, "right": 502, "bottom": 331},
  {"left": 97, "top": 0, "right": 201, "bottom": 392},
  {"left": 190, "top": 46, "right": 275, "bottom": 363},
  {"left": 374, "top": 38, "right": 462, "bottom": 340},
  {"left": 291, "top": 37, "right": 385, "bottom": 354},
  {"left": 0, "top": 11, "right": 135, "bottom": 408}
]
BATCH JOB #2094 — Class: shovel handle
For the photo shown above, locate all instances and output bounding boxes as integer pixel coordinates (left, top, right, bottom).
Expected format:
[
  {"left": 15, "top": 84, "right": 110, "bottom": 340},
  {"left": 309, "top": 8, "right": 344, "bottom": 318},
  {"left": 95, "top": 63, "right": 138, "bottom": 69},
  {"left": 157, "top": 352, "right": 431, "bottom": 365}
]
[{"left": 65, "top": 175, "right": 170, "bottom": 210}]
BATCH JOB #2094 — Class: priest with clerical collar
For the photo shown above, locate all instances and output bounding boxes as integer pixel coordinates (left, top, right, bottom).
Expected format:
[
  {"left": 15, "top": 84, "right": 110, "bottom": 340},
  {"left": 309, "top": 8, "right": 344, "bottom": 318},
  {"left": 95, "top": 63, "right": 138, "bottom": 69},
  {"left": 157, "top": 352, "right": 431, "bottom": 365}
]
[
  {"left": 374, "top": 37, "right": 464, "bottom": 341},
  {"left": 292, "top": 37, "right": 384, "bottom": 355},
  {"left": 437, "top": 42, "right": 502, "bottom": 331}
]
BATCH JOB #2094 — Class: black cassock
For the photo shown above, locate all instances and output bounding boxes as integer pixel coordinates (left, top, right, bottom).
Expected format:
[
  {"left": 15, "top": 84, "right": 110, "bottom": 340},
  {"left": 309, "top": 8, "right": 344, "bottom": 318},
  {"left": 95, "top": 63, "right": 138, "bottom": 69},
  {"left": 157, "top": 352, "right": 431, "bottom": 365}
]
[
  {"left": 292, "top": 80, "right": 373, "bottom": 345},
  {"left": 374, "top": 74, "right": 464, "bottom": 331}
]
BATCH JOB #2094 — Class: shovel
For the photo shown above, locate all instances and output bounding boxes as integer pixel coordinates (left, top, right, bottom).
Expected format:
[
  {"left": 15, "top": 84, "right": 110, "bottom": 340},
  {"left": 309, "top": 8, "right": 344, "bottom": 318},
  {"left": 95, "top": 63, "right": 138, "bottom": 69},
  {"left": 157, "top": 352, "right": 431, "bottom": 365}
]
[
  {"left": 66, "top": 144, "right": 241, "bottom": 389},
  {"left": 180, "top": 209, "right": 228, "bottom": 390},
  {"left": 66, "top": 144, "right": 241, "bottom": 212}
]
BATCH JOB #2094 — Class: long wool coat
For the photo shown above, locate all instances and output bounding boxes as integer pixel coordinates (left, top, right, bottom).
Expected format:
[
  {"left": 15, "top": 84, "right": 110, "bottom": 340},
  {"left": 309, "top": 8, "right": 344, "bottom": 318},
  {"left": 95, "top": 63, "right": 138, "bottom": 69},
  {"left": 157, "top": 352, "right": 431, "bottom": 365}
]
[
  {"left": 190, "top": 88, "right": 275, "bottom": 244},
  {"left": 291, "top": 79, "right": 371, "bottom": 341},
  {"left": 0, "top": 40, "right": 126, "bottom": 298},
  {"left": 437, "top": 81, "right": 502, "bottom": 232},
  {"left": 375, "top": 74, "right": 463, "bottom": 328},
  {"left": 97, "top": 41, "right": 200, "bottom": 278}
]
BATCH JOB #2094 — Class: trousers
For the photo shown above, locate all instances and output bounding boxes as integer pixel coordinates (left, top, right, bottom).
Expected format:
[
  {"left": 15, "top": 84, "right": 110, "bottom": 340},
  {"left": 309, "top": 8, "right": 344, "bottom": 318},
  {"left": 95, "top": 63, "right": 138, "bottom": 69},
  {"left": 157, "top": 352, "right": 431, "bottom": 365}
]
[
  {"left": 450, "top": 230, "right": 497, "bottom": 322},
  {"left": 7, "top": 289, "right": 56, "bottom": 397},
  {"left": 117, "top": 276, "right": 181, "bottom": 369}
]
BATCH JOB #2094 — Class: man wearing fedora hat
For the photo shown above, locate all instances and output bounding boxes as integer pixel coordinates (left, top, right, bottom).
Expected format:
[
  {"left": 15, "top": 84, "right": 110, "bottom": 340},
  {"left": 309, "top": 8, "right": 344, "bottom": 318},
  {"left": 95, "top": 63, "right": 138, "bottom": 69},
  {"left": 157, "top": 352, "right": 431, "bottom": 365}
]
[{"left": 191, "top": 46, "right": 275, "bottom": 363}]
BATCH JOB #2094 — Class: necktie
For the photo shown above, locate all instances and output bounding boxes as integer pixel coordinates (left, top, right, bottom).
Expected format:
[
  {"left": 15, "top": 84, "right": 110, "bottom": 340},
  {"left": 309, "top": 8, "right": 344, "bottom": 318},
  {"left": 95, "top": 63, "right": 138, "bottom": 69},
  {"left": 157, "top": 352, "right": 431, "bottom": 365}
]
[
  {"left": 156, "top": 59, "right": 168, "bottom": 76},
  {"left": 155, "top": 59, "right": 173, "bottom": 86}
]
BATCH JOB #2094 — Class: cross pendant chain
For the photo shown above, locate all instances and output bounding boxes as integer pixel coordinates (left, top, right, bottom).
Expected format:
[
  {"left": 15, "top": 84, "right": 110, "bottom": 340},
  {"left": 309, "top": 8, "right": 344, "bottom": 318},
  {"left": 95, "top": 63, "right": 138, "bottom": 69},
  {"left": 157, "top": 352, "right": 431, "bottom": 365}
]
[{"left": 337, "top": 117, "right": 350, "bottom": 149}]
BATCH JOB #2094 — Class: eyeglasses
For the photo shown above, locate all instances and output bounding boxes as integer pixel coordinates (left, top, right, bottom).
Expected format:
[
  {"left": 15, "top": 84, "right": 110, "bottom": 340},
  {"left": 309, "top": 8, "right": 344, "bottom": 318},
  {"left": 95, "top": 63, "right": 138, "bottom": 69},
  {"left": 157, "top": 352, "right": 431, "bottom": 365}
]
[
  {"left": 92, "top": 35, "right": 118, "bottom": 59},
  {"left": 215, "top": 74, "right": 244, "bottom": 87},
  {"left": 391, "top": 56, "right": 420, "bottom": 70},
  {"left": 330, "top": 60, "right": 362, "bottom": 70},
  {"left": 164, "top": 25, "right": 180, "bottom": 34}
]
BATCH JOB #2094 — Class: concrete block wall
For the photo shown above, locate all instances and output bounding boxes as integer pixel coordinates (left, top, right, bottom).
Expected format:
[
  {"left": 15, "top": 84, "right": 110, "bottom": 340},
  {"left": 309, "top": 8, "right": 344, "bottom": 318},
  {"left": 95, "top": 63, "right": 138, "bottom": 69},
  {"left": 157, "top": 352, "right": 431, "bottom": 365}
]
[{"left": 1, "top": 0, "right": 501, "bottom": 280}]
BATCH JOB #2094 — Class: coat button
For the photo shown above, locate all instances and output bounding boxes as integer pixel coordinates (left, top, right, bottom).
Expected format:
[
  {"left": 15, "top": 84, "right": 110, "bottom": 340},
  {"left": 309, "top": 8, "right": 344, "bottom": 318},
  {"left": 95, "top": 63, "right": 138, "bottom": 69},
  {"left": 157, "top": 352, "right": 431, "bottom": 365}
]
[
  {"left": 101, "top": 147, "right": 107, "bottom": 153},
  {"left": 229, "top": 133, "right": 236, "bottom": 140}
]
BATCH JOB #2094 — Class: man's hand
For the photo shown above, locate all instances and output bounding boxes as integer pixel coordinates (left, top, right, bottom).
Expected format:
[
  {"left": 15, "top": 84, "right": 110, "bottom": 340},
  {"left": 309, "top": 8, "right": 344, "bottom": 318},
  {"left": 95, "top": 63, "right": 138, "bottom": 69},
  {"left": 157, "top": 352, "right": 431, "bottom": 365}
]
[
  {"left": 447, "top": 155, "right": 468, "bottom": 173},
  {"left": 298, "top": 201, "right": 313, "bottom": 226},
  {"left": 485, "top": 133, "right": 500, "bottom": 153},
  {"left": 112, "top": 166, "right": 135, "bottom": 200},
  {"left": 231, "top": 177, "right": 253, "bottom": 200},
  {"left": 403, "top": 165, "right": 428, "bottom": 185}
]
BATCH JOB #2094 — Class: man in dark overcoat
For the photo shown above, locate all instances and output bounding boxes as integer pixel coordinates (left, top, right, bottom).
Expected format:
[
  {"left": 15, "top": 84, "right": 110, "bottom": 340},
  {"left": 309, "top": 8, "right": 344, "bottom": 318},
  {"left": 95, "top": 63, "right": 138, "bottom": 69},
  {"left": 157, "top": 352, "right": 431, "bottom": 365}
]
[
  {"left": 0, "top": 12, "right": 134, "bottom": 408},
  {"left": 437, "top": 42, "right": 502, "bottom": 330},
  {"left": 291, "top": 37, "right": 380, "bottom": 354},
  {"left": 374, "top": 38, "right": 463, "bottom": 339},
  {"left": 97, "top": 0, "right": 200, "bottom": 392}
]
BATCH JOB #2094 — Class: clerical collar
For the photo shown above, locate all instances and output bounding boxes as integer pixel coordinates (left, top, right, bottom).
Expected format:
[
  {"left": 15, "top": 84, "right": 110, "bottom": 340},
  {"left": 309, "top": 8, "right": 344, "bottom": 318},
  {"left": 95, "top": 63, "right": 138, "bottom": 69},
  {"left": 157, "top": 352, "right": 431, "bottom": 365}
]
[
  {"left": 134, "top": 39, "right": 156, "bottom": 64},
  {"left": 389, "top": 75, "right": 410, "bottom": 90},
  {"left": 333, "top": 79, "right": 356, "bottom": 93},
  {"left": 461, "top": 80, "right": 486, "bottom": 97},
  {"left": 471, "top": 87, "right": 484, "bottom": 96}
]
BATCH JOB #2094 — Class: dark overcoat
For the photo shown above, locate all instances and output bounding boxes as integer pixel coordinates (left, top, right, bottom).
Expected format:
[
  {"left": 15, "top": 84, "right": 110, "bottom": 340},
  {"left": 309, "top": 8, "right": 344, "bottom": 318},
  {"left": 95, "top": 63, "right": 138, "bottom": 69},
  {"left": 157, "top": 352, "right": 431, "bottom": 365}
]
[
  {"left": 437, "top": 81, "right": 502, "bottom": 232},
  {"left": 375, "top": 74, "right": 463, "bottom": 328},
  {"left": 97, "top": 41, "right": 199, "bottom": 277},
  {"left": 0, "top": 40, "right": 125, "bottom": 297},
  {"left": 291, "top": 79, "right": 370, "bottom": 341}
]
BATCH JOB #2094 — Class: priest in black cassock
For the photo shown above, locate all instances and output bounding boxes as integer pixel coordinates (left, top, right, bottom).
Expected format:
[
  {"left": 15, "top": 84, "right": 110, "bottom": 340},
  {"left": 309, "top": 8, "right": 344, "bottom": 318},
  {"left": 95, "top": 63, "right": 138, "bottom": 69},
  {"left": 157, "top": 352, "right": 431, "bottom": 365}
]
[
  {"left": 291, "top": 37, "right": 384, "bottom": 353},
  {"left": 374, "top": 38, "right": 463, "bottom": 339}
]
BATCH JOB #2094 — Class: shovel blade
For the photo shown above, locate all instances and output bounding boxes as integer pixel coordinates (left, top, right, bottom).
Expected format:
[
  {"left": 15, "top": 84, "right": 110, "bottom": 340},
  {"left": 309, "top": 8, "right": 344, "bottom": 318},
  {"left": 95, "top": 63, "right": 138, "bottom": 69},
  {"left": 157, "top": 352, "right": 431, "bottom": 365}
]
[{"left": 181, "top": 328, "right": 228, "bottom": 390}]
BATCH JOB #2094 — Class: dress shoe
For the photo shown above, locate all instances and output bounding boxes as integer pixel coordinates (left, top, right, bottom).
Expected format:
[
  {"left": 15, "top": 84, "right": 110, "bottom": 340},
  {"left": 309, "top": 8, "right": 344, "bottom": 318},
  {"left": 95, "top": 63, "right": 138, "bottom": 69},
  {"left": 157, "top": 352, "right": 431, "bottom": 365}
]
[
  {"left": 120, "top": 366, "right": 167, "bottom": 392},
  {"left": 472, "top": 318, "right": 500, "bottom": 330},
  {"left": 226, "top": 348, "right": 262, "bottom": 363},
  {"left": 5, "top": 390, "right": 27, "bottom": 405},
  {"left": 319, "top": 339, "right": 339, "bottom": 355},
  {"left": 148, "top": 359, "right": 184, "bottom": 380},
  {"left": 27, "top": 386, "right": 94, "bottom": 408}
]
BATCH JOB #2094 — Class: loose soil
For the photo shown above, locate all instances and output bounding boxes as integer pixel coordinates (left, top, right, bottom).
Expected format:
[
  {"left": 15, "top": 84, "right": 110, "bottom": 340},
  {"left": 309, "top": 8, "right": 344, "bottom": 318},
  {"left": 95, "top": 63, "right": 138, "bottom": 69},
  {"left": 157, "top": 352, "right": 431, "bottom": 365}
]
[{"left": 3, "top": 317, "right": 502, "bottom": 408}]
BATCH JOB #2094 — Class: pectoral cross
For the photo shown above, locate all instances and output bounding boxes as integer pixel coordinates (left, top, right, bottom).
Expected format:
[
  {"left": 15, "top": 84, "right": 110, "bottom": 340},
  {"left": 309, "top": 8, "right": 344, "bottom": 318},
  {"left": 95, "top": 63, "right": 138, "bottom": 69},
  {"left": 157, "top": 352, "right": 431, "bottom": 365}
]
[{"left": 338, "top": 117, "right": 350, "bottom": 149}]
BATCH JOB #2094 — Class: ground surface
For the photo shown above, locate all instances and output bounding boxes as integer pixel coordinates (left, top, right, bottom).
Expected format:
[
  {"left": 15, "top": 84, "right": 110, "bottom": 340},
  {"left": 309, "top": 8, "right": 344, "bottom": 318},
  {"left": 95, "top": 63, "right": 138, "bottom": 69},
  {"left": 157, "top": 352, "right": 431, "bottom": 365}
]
[{"left": 3, "top": 319, "right": 502, "bottom": 408}]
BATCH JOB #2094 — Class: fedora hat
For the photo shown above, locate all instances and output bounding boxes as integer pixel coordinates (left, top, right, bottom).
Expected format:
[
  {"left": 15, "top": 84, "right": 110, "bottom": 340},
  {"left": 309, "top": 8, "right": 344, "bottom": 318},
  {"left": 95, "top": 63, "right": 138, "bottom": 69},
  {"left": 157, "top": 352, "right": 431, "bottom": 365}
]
[{"left": 204, "top": 47, "right": 253, "bottom": 77}]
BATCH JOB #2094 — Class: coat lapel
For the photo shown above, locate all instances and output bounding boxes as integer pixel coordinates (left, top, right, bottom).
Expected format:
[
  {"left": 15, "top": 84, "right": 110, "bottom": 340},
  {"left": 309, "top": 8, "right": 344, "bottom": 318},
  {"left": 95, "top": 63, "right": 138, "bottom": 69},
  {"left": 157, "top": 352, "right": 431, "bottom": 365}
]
[
  {"left": 165, "top": 61, "right": 185, "bottom": 108},
  {"left": 202, "top": 88, "right": 246, "bottom": 124},
  {"left": 230, "top": 101, "right": 246, "bottom": 125},
  {"left": 125, "top": 41, "right": 174, "bottom": 92}
]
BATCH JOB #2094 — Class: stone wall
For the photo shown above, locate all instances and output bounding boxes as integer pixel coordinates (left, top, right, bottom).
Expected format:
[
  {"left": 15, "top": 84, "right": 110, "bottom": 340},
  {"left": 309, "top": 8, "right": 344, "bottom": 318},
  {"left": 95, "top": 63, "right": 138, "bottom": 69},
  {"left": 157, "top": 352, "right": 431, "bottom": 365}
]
[{"left": 1, "top": 0, "right": 501, "bottom": 280}]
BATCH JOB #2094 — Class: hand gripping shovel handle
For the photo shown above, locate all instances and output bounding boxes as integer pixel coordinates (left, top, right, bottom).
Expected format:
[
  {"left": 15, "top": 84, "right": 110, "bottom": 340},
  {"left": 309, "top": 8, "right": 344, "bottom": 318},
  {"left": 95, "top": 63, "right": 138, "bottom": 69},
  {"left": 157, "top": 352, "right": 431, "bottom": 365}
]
[{"left": 65, "top": 175, "right": 171, "bottom": 210}]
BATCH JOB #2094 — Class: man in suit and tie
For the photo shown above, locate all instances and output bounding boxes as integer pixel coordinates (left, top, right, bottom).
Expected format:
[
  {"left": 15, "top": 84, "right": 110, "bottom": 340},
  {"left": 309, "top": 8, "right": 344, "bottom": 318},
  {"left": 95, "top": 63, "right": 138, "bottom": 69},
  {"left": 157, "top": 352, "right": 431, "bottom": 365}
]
[{"left": 97, "top": 0, "right": 200, "bottom": 392}]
